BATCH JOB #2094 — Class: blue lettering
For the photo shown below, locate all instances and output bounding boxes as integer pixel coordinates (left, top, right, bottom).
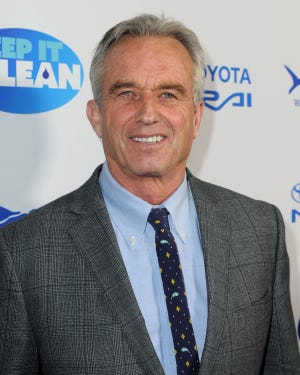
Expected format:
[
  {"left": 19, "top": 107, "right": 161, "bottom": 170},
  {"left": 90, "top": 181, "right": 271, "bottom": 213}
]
[
  {"left": 38, "top": 40, "right": 63, "bottom": 62},
  {"left": 46, "top": 41, "right": 63, "bottom": 62},
  {"left": 204, "top": 90, "right": 252, "bottom": 111},
  {"left": 203, "top": 90, "right": 220, "bottom": 106},
  {"left": 0, "top": 37, "right": 32, "bottom": 59},
  {"left": 292, "top": 209, "right": 300, "bottom": 223},
  {"left": 204, "top": 65, "right": 251, "bottom": 84},
  {"left": 16, "top": 38, "right": 32, "bottom": 59},
  {"left": 241, "top": 68, "right": 251, "bottom": 84},
  {"left": 247, "top": 93, "right": 252, "bottom": 106},
  {"left": 0, "top": 37, "right": 16, "bottom": 58},
  {"left": 231, "top": 67, "right": 240, "bottom": 83},
  {"left": 38, "top": 40, "right": 47, "bottom": 60},
  {"left": 219, "top": 66, "right": 230, "bottom": 82},
  {"left": 232, "top": 92, "right": 246, "bottom": 107},
  {"left": 206, "top": 65, "right": 218, "bottom": 81}
]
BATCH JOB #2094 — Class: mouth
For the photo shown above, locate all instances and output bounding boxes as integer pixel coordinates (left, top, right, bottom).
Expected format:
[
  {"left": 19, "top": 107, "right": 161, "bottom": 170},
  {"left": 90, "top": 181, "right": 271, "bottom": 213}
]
[{"left": 131, "top": 135, "right": 165, "bottom": 144}]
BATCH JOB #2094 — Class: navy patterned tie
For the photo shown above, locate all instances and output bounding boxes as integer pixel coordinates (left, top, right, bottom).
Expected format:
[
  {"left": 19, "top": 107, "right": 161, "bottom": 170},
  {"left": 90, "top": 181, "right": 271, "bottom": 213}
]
[{"left": 148, "top": 208, "right": 200, "bottom": 374}]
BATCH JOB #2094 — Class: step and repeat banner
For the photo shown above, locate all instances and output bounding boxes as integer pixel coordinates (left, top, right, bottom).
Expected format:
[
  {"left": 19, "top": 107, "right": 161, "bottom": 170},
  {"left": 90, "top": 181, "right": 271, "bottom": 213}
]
[{"left": 1, "top": 0, "right": 299, "bottom": 346}]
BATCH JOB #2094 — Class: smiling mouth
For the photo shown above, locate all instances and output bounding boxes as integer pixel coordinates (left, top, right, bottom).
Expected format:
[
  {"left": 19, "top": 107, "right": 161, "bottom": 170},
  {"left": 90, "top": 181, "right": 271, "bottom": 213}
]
[{"left": 131, "top": 135, "right": 165, "bottom": 144}]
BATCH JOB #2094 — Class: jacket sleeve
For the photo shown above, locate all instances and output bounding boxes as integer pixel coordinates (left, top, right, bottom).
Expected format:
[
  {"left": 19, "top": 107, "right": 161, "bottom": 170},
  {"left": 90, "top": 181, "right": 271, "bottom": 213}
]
[
  {"left": 0, "top": 233, "right": 39, "bottom": 374},
  {"left": 264, "top": 206, "right": 300, "bottom": 374}
]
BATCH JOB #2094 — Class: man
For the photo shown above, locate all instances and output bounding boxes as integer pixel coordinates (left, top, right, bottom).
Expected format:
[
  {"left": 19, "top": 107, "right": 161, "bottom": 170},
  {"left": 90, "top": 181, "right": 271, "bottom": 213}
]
[{"left": 0, "top": 14, "right": 299, "bottom": 375}]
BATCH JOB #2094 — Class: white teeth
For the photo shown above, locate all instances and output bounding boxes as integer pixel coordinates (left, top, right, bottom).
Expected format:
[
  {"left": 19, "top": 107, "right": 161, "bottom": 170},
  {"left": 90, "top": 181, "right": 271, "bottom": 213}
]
[{"left": 132, "top": 135, "right": 164, "bottom": 143}]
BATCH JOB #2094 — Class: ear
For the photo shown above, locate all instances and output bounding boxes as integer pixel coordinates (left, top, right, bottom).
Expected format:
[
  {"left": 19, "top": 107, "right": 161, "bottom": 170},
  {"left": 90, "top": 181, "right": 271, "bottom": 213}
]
[
  {"left": 86, "top": 99, "right": 103, "bottom": 138},
  {"left": 193, "top": 100, "right": 204, "bottom": 139}
]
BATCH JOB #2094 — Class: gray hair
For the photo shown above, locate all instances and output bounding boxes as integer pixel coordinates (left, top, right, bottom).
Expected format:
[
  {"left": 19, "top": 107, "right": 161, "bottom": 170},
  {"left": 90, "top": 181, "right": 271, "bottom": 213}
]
[{"left": 89, "top": 14, "right": 205, "bottom": 105}]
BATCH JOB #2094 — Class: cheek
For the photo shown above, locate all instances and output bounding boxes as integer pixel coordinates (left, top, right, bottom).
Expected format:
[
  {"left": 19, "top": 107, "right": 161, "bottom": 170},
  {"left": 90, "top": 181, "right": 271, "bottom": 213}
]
[
  {"left": 101, "top": 116, "right": 129, "bottom": 155},
  {"left": 171, "top": 111, "right": 197, "bottom": 140},
  {"left": 104, "top": 103, "right": 135, "bottom": 132}
]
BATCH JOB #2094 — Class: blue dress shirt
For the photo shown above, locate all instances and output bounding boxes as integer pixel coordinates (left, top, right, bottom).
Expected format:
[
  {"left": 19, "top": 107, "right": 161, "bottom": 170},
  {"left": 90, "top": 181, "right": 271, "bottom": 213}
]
[{"left": 99, "top": 163, "right": 208, "bottom": 375}]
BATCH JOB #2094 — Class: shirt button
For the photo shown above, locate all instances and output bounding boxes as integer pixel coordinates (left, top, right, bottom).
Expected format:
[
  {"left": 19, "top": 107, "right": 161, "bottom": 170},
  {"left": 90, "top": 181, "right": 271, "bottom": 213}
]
[
  {"left": 181, "top": 231, "right": 187, "bottom": 240},
  {"left": 130, "top": 236, "right": 137, "bottom": 246}
]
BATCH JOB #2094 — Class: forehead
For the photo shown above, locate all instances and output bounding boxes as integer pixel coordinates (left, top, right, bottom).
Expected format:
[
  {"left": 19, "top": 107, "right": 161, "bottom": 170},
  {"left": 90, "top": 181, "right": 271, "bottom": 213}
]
[{"left": 102, "top": 36, "right": 195, "bottom": 87}]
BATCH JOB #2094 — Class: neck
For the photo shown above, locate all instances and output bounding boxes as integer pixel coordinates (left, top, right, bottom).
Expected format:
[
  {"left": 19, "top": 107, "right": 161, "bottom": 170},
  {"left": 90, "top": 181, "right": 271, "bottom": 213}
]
[{"left": 106, "top": 165, "right": 185, "bottom": 205}]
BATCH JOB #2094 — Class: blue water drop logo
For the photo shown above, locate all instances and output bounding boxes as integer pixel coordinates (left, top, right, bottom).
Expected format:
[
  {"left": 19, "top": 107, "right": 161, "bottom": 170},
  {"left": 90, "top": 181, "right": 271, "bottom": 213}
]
[
  {"left": 42, "top": 69, "right": 50, "bottom": 79},
  {"left": 0, "top": 28, "right": 84, "bottom": 114}
]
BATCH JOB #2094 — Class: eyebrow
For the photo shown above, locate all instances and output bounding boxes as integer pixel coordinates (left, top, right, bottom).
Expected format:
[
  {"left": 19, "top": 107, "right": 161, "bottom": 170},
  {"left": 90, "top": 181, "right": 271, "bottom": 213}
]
[
  {"left": 108, "top": 81, "right": 187, "bottom": 95},
  {"left": 158, "top": 84, "right": 186, "bottom": 95},
  {"left": 108, "top": 81, "right": 135, "bottom": 95}
]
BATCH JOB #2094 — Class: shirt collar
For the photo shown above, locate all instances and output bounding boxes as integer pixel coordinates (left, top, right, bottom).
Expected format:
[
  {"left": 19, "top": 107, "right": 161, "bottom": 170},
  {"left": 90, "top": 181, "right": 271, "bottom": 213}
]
[
  {"left": 99, "top": 162, "right": 151, "bottom": 235},
  {"left": 162, "top": 176, "right": 190, "bottom": 243},
  {"left": 99, "top": 162, "right": 190, "bottom": 243}
]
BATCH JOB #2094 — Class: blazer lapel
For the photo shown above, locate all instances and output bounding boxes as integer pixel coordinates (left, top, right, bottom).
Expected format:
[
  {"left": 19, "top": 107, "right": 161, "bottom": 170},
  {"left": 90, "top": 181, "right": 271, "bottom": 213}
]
[
  {"left": 67, "top": 166, "right": 230, "bottom": 374},
  {"left": 189, "top": 173, "right": 230, "bottom": 375},
  {"left": 69, "top": 167, "right": 164, "bottom": 375}
]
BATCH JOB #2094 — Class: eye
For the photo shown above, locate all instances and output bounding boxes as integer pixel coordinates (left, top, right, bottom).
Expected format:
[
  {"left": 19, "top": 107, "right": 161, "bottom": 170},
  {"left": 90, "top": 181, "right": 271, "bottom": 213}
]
[
  {"left": 118, "top": 90, "right": 140, "bottom": 101},
  {"left": 120, "top": 90, "right": 133, "bottom": 97},
  {"left": 161, "top": 92, "right": 176, "bottom": 99}
]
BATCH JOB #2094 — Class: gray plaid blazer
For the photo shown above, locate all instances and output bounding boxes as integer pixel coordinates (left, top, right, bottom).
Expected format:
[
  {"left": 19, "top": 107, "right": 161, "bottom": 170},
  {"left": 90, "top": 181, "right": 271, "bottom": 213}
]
[{"left": 0, "top": 165, "right": 299, "bottom": 374}]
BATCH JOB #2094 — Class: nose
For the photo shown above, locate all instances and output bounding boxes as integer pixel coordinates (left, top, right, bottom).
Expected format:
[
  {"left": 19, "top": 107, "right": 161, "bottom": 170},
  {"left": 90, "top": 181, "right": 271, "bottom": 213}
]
[{"left": 135, "top": 93, "right": 159, "bottom": 125}]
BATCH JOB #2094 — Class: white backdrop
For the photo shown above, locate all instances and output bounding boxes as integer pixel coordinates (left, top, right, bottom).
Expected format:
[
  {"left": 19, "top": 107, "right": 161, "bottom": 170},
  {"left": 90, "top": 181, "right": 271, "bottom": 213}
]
[{"left": 1, "top": 0, "right": 299, "bottom": 347}]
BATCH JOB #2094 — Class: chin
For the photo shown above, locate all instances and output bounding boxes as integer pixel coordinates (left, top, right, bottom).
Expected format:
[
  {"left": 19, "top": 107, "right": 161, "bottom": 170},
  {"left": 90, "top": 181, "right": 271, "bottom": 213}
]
[
  {"left": 127, "top": 164, "right": 165, "bottom": 178},
  {"left": 133, "top": 169, "right": 163, "bottom": 178}
]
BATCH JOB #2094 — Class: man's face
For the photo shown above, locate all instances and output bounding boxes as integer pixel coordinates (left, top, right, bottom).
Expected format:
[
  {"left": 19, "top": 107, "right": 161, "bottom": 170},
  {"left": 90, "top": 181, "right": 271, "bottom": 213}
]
[{"left": 87, "top": 36, "right": 203, "bottom": 187}]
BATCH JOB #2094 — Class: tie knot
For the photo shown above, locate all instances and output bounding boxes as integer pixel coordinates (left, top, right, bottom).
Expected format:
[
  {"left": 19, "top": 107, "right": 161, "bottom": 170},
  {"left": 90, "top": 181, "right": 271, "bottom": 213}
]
[{"left": 147, "top": 207, "right": 170, "bottom": 231}]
